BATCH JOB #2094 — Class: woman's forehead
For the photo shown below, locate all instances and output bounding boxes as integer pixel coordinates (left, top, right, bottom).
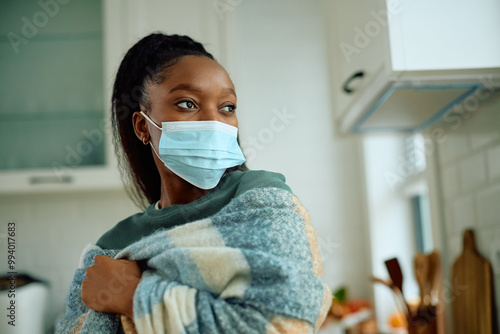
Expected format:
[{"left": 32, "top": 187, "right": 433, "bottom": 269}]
[{"left": 163, "top": 55, "right": 234, "bottom": 90}]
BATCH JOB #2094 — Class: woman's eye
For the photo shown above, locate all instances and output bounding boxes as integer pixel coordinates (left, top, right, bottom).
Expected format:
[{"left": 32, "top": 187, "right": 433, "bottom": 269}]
[
  {"left": 177, "top": 100, "right": 196, "bottom": 109},
  {"left": 221, "top": 105, "right": 236, "bottom": 113}
]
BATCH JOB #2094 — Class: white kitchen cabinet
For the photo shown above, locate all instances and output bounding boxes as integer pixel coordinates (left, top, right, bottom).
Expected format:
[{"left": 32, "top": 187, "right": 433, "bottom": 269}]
[
  {"left": 324, "top": 0, "right": 500, "bottom": 134},
  {"left": 335, "top": 0, "right": 389, "bottom": 69},
  {"left": 388, "top": 0, "right": 500, "bottom": 71},
  {"left": 0, "top": 0, "right": 229, "bottom": 194},
  {"left": 324, "top": 0, "right": 390, "bottom": 121},
  {"left": 0, "top": 0, "right": 123, "bottom": 194}
]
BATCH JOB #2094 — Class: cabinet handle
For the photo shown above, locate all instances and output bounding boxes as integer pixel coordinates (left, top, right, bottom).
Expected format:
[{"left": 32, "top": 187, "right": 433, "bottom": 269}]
[
  {"left": 342, "top": 71, "right": 365, "bottom": 94},
  {"left": 29, "top": 175, "right": 73, "bottom": 184}
]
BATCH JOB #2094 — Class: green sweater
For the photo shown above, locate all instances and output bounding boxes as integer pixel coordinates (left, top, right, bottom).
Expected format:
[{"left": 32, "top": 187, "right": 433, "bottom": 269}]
[{"left": 96, "top": 170, "right": 292, "bottom": 249}]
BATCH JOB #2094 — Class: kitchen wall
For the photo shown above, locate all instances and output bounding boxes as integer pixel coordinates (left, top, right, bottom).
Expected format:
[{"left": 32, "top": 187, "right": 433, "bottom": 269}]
[
  {"left": 429, "top": 91, "right": 500, "bottom": 326},
  {"left": 0, "top": 0, "right": 371, "bottom": 330},
  {"left": 0, "top": 189, "right": 139, "bottom": 331},
  {"left": 362, "top": 134, "right": 420, "bottom": 328}
]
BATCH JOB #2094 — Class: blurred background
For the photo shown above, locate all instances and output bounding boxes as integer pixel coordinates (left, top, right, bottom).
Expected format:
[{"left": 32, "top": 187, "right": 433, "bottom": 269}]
[{"left": 1, "top": 0, "right": 499, "bottom": 333}]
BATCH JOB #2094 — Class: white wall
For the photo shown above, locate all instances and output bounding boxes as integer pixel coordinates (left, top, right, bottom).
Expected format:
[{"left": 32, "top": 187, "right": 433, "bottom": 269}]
[
  {"left": 429, "top": 92, "right": 500, "bottom": 329},
  {"left": 362, "top": 134, "right": 419, "bottom": 330}
]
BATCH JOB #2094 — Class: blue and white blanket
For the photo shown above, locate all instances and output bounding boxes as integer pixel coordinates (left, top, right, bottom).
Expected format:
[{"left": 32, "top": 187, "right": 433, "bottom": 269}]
[{"left": 56, "top": 187, "right": 332, "bottom": 333}]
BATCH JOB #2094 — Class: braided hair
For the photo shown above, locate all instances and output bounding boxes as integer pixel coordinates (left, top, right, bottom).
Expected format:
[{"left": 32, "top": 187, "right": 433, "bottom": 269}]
[{"left": 111, "top": 33, "right": 247, "bottom": 209}]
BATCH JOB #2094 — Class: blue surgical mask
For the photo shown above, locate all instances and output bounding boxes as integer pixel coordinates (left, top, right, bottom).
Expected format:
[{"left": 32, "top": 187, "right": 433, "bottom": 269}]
[{"left": 140, "top": 111, "right": 246, "bottom": 189}]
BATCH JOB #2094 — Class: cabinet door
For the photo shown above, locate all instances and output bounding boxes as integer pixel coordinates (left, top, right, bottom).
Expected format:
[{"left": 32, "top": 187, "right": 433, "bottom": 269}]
[
  {"left": 388, "top": 0, "right": 500, "bottom": 71},
  {"left": 0, "top": 0, "right": 123, "bottom": 193},
  {"left": 324, "top": 0, "right": 390, "bottom": 120},
  {"left": 0, "top": 0, "right": 105, "bottom": 172}
]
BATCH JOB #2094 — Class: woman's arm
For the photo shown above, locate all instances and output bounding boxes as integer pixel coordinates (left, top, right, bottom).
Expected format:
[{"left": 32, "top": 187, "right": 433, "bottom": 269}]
[
  {"left": 130, "top": 260, "right": 330, "bottom": 334},
  {"left": 77, "top": 249, "right": 329, "bottom": 334},
  {"left": 55, "top": 267, "right": 89, "bottom": 333}
]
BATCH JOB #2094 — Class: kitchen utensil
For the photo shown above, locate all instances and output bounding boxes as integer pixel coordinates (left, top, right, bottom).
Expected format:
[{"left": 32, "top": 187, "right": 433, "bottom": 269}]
[
  {"left": 385, "top": 258, "right": 411, "bottom": 316},
  {"left": 370, "top": 275, "right": 409, "bottom": 317},
  {"left": 451, "top": 229, "right": 498, "bottom": 334},
  {"left": 414, "top": 253, "right": 431, "bottom": 309},
  {"left": 429, "top": 252, "right": 447, "bottom": 334},
  {"left": 414, "top": 251, "right": 438, "bottom": 309}
]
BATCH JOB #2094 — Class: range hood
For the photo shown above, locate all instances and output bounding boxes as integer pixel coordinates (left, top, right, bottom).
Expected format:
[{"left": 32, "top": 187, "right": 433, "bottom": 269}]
[{"left": 340, "top": 67, "right": 500, "bottom": 134}]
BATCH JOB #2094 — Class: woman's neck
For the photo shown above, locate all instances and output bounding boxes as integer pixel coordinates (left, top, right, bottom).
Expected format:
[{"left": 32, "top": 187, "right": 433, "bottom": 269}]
[{"left": 157, "top": 172, "right": 210, "bottom": 208}]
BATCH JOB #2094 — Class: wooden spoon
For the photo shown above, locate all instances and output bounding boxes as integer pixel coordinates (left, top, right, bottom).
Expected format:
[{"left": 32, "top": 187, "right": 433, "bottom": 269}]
[
  {"left": 385, "top": 258, "right": 411, "bottom": 316},
  {"left": 414, "top": 253, "right": 432, "bottom": 309}
]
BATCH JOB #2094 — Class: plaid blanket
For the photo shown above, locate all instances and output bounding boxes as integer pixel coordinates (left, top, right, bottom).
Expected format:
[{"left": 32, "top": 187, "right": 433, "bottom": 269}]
[{"left": 56, "top": 187, "right": 331, "bottom": 333}]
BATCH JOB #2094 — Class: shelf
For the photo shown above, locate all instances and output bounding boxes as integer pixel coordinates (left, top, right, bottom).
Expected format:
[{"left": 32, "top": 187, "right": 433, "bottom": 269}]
[{"left": 0, "top": 110, "right": 104, "bottom": 123}]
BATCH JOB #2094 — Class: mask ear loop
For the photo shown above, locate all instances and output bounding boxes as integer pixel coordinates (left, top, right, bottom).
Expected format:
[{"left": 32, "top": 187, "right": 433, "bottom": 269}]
[
  {"left": 139, "top": 110, "right": 162, "bottom": 130},
  {"left": 139, "top": 110, "right": 167, "bottom": 164}
]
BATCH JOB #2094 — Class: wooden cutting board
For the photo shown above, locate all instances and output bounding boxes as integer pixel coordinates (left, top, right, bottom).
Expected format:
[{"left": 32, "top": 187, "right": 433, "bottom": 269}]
[{"left": 451, "top": 229, "right": 498, "bottom": 334}]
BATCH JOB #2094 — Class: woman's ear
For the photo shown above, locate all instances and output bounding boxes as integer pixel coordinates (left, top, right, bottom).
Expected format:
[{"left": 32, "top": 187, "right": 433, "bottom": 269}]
[{"left": 132, "top": 110, "right": 150, "bottom": 144}]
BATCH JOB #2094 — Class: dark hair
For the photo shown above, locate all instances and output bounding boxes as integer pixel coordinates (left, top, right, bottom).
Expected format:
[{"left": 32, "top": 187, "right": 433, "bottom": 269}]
[{"left": 111, "top": 33, "right": 247, "bottom": 209}]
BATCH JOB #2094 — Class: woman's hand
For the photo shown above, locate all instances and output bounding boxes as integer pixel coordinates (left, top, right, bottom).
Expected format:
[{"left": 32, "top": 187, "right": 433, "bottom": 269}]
[{"left": 81, "top": 255, "right": 141, "bottom": 319}]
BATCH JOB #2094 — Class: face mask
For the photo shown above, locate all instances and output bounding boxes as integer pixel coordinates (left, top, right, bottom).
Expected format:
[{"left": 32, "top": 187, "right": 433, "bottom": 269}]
[{"left": 140, "top": 111, "right": 246, "bottom": 189}]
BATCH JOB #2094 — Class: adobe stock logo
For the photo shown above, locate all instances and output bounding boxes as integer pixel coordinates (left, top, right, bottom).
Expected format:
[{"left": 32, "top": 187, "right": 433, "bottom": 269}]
[
  {"left": 339, "top": 0, "right": 409, "bottom": 63},
  {"left": 7, "top": 0, "right": 72, "bottom": 54}
]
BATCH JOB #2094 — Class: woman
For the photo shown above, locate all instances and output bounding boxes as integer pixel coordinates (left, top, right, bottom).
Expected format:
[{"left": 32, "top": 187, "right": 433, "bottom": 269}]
[{"left": 57, "top": 33, "right": 331, "bottom": 333}]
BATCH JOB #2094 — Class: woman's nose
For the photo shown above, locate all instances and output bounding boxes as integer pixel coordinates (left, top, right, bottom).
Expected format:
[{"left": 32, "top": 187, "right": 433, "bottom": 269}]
[{"left": 196, "top": 105, "right": 223, "bottom": 122}]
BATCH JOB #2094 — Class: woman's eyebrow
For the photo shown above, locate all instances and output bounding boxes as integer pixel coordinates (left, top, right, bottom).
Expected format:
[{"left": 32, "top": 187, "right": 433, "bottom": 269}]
[
  {"left": 169, "top": 84, "right": 236, "bottom": 98},
  {"left": 169, "top": 83, "right": 202, "bottom": 93},
  {"left": 223, "top": 87, "right": 237, "bottom": 98}
]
